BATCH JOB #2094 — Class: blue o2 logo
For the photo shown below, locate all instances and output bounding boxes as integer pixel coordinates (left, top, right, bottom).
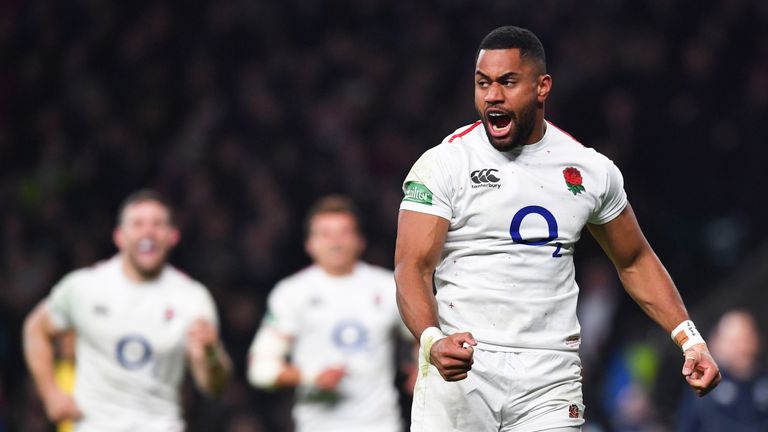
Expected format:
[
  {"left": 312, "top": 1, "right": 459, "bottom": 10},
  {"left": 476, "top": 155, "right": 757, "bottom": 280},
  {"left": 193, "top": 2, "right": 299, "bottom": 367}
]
[
  {"left": 332, "top": 321, "right": 369, "bottom": 352},
  {"left": 509, "top": 205, "right": 563, "bottom": 257},
  {"left": 116, "top": 335, "right": 152, "bottom": 370}
]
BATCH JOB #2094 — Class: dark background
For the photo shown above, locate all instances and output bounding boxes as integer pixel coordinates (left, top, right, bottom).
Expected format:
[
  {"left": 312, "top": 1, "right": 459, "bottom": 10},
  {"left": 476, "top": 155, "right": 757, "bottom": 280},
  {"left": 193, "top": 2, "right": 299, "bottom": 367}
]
[{"left": 1, "top": 0, "right": 767, "bottom": 431}]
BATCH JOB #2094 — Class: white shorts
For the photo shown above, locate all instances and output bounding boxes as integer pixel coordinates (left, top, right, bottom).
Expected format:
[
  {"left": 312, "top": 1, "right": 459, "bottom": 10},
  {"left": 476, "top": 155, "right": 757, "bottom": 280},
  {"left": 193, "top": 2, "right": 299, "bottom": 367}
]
[{"left": 411, "top": 347, "right": 584, "bottom": 432}]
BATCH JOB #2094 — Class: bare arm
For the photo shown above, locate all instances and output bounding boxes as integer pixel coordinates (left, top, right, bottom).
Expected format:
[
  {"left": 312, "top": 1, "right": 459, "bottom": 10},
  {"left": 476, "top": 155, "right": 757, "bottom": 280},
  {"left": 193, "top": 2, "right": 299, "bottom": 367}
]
[
  {"left": 589, "top": 203, "right": 720, "bottom": 395},
  {"left": 273, "top": 365, "right": 346, "bottom": 391},
  {"left": 22, "top": 301, "right": 81, "bottom": 422},
  {"left": 394, "top": 210, "right": 475, "bottom": 381},
  {"left": 247, "top": 326, "right": 345, "bottom": 391},
  {"left": 588, "top": 204, "right": 688, "bottom": 332},
  {"left": 186, "top": 319, "right": 232, "bottom": 398},
  {"left": 393, "top": 210, "right": 448, "bottom": 340}
]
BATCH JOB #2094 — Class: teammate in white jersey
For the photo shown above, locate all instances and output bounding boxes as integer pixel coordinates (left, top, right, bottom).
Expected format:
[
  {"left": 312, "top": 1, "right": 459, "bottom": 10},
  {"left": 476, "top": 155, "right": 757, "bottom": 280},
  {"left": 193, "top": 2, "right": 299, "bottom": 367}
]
[
  {"left": 23, "top": 190, "right": 232, "bottom": 432},
  {"left": 247, "top": 196, "right": 412, "bottom": 432},
  {"left": 394, "top": 26, "right": 721, "bottom": 431}
]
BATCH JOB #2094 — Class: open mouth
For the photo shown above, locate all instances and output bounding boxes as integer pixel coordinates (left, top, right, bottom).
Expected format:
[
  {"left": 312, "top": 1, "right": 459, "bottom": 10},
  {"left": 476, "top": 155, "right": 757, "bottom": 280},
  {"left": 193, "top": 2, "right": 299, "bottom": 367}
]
[
  {"left": 137, "top": 238, "right": 157, "bottom": 254},
  {"left": 486, "top": 111, "right": 513, "bottom": 137}
]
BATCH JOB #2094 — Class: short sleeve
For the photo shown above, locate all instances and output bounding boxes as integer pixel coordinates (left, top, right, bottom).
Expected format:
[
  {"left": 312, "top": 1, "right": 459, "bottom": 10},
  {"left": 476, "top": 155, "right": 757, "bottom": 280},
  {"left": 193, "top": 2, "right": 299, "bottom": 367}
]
[
  {"left": 399, "top": 147, "right": 453, "bottom": 220},
  {"left": 262, "top": 281, "right": 303, "bottom": 337},
  {"left": 194, "top": 286, "right": 220, "bottom": 327},
  {"left": 589, "top": 158, "right": 628, "bottom": 224},
  {"left": 47, "top": 272, "right": 80, "bottom": 331}
]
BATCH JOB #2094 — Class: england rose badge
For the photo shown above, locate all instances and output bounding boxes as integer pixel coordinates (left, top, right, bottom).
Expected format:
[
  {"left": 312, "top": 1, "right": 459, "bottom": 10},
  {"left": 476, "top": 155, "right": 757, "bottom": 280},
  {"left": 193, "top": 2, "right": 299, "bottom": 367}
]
[{"left": 563, "top": 167, "right": 585, "bottom": 195}]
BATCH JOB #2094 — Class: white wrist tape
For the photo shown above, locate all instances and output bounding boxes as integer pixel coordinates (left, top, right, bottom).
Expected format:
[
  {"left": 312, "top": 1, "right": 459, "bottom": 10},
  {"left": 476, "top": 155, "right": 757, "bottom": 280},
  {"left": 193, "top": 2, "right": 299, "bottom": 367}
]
[
  {"left": 671, "top": 320, "right": 706, "bottom": 352},
  {"left": 419, "top": 327, "right": 446, "bottom": 365},
  {"left": 247, "top": 327, "right": 290, "bottom": 388},
  {"left": 300, "top": 368, "right": 320, "bottom": 387}
]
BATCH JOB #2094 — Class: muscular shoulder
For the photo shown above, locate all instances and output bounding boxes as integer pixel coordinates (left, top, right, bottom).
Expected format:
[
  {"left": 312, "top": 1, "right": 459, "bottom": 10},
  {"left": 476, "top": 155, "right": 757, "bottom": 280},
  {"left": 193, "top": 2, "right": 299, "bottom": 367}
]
[
  {"left": 164, "top": 266, "right": 216, "bottom": 305},
  {"left": 547, "top": 122, "right": 618, "bottom": 170},
  {"left": 445, "top": 120, "right": 484, "bottom": 145},
  {"left": 162, "top": 266, "right": 204, "bottom": 291},
  {"left": 411, "top": 122, "right": 483, "bottom": 176},
  {"left": 56, "top": 258, "right": 117, "bottom": 291},
  {"left": 268, "top": 266, "right": 318, "bottom": 300},
  {"left": 432, "top": 121, "right": 484, "bottom": 158}
]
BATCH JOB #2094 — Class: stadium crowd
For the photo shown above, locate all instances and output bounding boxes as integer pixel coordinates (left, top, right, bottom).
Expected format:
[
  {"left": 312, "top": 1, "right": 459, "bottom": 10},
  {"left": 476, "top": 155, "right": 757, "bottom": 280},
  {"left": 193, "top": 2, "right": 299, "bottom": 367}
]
[{"left": 1, "top": 0, "right": 767, "bottom": 430}]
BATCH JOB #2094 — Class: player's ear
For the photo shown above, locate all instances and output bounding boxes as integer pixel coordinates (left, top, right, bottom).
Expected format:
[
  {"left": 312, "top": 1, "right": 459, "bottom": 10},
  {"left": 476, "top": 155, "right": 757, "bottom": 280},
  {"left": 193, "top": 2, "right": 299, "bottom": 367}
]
[
  {"left": 357, "top": 236, "right": 367, "bottom": 256},
  {"left": 113, "top": 226, "right": 124, "bottom": 250},
  {"left": 537, "top": 74, "right": 552, "bottom": 103},
  {"left": 304, "top": 237, "right": 316, "bottom": 261},
  {"left": 168, "top": 227, "right": 180, "bottom": 247}
]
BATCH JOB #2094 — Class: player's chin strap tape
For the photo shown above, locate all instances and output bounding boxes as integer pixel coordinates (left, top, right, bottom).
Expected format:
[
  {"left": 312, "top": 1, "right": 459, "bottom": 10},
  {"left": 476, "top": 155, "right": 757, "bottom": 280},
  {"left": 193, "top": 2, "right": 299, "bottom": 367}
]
[
  {"left": 419, "top": 327, "right": 447, "bottom": 366},
  {"left": 671, "top": 320, "right": 706, "bottom": 352},
  {"left": 247, "top": 327, "right": 290, "bottom": 389}
]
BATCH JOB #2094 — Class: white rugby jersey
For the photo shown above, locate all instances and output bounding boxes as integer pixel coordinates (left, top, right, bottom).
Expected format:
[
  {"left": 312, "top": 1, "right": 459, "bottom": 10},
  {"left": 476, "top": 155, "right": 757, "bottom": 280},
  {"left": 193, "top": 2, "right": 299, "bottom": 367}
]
[
  {"left": 253, "top": 262, "right": 407, "bottom": 432},
  {"left": 400, "top": 120, "right": 627, "bottom": 352},
  {"left": 47, "top": 256, "right": 218, "bottom": 432}
]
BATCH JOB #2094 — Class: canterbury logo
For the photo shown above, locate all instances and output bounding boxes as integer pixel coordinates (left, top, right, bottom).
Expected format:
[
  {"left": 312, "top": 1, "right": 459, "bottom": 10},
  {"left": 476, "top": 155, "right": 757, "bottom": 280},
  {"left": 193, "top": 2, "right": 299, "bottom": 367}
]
[{"left": 470, "top": 169, "right": 500, "bottom": 184}]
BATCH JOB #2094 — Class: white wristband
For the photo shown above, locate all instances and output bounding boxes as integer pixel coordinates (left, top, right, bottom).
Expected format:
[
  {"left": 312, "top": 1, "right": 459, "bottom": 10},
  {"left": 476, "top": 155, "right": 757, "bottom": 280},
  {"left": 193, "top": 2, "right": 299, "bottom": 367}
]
[
  {"left": 671, "top": 320, "right": 706, "bottom": 352},
  {"left": 419, "top": 327, "right": 446, "bottom": 365},
  {"left": 300, "top": 368, "right": 320, "bottom": 387}
]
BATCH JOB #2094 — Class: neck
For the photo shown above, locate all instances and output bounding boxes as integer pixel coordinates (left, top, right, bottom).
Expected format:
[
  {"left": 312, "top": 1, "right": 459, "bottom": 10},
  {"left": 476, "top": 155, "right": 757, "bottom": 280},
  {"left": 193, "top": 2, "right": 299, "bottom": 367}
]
[
  {"left": 526, "top": 112, "right": 546, "bottom": 144},
  {"left": 319, "top": 262, "right": 356, "bottom": 277},
  {"left": 120, "top": 254, "right": 161, "bottom": 283}
]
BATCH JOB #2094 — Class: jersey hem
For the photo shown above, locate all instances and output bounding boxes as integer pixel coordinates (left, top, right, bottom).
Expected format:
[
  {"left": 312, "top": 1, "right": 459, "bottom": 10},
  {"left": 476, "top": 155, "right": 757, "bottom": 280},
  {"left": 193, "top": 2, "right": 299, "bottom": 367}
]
[{"left": 474, "top": 341, "right": 580, "bottom": 353}]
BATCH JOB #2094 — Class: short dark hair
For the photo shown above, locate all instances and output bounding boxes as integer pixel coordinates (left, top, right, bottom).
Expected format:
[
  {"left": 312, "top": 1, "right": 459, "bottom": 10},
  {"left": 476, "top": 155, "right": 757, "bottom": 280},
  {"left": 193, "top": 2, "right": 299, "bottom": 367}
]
[
  {"left": 303, "top": 195, "right": 363, "bottom": 238},
  {"left": 477, "top": 26, "right": 546, "bottom": 73},
  {"left": 117, "top": 189, "right": 174, "bottom": 226}
]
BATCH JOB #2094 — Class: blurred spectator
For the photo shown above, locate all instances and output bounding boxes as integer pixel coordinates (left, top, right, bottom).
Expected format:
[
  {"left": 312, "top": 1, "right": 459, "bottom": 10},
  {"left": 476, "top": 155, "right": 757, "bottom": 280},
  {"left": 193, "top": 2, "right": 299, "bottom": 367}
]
[
  {"left": 578, "top": 258, "right": 621, "bottom": 365},
  {"left": 601, "top": 342, "right": 665, "bottom": 432},
  {"left": 676, "top": 310, "right": 768, "bottom": 432},
  {"left": 53, "top": 331, "right": 75, "bottom": 432},
  {"left": 578, "top": 258, "right": 622, "bottom": 429}
]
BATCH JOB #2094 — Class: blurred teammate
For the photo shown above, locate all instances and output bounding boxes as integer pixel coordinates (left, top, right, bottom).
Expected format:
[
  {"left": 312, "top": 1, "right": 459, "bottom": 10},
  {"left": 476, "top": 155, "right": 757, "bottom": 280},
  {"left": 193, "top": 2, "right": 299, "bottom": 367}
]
[
  {"left": 395, "top": 25, "right": 721, "bottom": 431},
  {"left": 248, "top": 195, "right": 412, "bottom": 432},
  {"left": 54, "top": 331, "right": 76, "bottom": 432},
  {"left": 23, "top": 189, "right": 232, "bottom": 431},
  {"left": 677, "top": 310, "right": 768, "bottom": 431}
]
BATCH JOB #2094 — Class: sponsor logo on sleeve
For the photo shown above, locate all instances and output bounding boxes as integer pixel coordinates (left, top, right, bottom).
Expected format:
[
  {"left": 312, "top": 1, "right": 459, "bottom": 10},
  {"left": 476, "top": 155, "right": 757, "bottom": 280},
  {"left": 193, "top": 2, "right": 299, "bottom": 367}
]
[
  {"left": 403, "top": 181, "right": 433, "bottom": 205},
  {"left": 263, "top": 310, "right": 277, "bottom": 324}
]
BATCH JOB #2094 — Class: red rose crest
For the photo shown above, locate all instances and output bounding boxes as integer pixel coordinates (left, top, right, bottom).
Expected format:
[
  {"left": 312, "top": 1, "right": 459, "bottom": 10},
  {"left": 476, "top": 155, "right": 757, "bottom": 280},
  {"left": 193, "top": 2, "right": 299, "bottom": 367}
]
[
  {"left": 563, "top": 167, "right": 585, "bottom": 195},
  {"left": 568, "top": 404, "right": 580, "bottom": 418}
]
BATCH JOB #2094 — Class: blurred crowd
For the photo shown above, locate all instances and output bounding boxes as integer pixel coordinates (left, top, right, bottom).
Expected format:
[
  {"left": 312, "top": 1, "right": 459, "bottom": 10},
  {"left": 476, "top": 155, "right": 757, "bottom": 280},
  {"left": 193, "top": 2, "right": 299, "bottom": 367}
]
[{"left": 1, "top": 0, "right": 767, "bottom": 431}]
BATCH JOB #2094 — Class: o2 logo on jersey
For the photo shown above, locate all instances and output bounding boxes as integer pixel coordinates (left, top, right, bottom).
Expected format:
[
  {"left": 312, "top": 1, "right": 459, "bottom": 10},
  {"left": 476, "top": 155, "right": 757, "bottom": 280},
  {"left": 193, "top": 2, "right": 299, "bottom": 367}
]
[
  {"left": 115, "top": 334, "right": 153, "bottom": 370},
  {"left": 332, "top": 320, "right": 369, "bottom": 352},
  {"left": 509, "top": 205, "right": 563, "bottom": 257}
]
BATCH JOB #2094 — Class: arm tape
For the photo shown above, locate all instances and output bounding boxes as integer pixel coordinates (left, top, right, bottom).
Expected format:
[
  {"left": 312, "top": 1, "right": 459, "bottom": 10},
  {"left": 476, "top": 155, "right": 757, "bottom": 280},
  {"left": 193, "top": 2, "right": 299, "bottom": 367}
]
[
  {"left": 671, "top": 319, "right": 706, "bottom": 352},
  {"left": 419, "top": 327, "right": 446, "bottom": 365},
  {"left": 247, "top": 326, "right": 290, "bottom": 388}
]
